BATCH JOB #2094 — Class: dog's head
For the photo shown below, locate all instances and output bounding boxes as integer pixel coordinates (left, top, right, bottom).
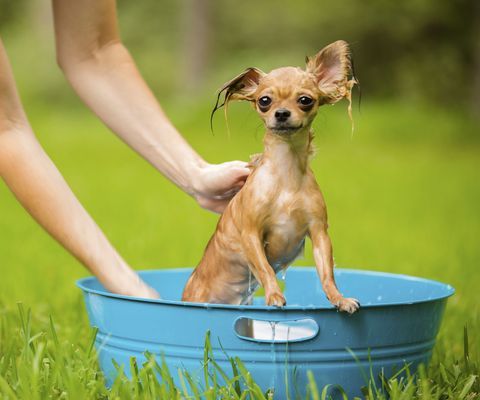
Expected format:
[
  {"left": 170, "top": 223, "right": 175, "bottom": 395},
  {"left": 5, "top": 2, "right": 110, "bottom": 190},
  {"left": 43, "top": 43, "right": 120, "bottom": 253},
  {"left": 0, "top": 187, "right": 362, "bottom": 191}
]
[{"left": 213, "top": 40, "right": 356, "bottom": 135}]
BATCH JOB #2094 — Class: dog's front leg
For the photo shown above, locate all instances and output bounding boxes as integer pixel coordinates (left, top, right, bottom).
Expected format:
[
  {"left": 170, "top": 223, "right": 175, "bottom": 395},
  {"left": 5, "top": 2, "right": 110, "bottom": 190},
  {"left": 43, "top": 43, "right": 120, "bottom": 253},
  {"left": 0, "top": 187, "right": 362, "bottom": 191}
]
[
  {"left": 241, "top": 231, "right": 286, "bottom": 307},
  {"left": 309, "top": 223, "right": 359, "bottom": 313}
]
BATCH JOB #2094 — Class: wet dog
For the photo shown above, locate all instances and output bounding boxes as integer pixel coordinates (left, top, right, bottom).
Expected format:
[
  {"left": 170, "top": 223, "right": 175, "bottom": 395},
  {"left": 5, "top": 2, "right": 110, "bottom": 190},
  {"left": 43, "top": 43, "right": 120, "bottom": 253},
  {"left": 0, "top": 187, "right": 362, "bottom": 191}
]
[{"left": 182, "top": 41, "right": 359, "bottom": 313}]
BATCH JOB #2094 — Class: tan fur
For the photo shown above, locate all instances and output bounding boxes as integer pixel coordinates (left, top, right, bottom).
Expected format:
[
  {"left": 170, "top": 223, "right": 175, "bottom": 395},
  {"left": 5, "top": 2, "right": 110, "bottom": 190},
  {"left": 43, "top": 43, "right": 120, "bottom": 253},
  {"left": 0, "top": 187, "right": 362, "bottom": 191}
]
[{"left": 182, "top": 41, "right": 359, "bottom": 313}]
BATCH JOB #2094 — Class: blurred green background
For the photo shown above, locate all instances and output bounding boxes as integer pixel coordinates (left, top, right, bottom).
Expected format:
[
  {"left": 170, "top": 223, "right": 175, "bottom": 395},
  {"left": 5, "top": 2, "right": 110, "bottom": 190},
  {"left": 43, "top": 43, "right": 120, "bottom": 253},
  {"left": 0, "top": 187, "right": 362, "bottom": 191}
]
[{"left": 0, "top": 0, "right": 479, "bottom": 357}]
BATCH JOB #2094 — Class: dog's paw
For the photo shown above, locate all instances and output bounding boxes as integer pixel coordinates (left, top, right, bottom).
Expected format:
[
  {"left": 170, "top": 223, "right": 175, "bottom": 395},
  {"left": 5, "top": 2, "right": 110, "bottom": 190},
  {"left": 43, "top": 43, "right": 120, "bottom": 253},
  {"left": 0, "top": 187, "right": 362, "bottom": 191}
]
[
  {"left": 266, "top": 291, "right": 286, "bottom": 307},
  {"left": 336, "top": 297, "right": 360, "bottom": 314}
]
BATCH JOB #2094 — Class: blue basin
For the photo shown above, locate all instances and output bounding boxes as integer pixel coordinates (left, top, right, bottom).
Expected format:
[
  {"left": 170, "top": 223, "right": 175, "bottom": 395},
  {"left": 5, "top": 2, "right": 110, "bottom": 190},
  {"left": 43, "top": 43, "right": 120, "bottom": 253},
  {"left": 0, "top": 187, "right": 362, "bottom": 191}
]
[{"left": 77, "top": 267, "right": 454, "bottom": 398}]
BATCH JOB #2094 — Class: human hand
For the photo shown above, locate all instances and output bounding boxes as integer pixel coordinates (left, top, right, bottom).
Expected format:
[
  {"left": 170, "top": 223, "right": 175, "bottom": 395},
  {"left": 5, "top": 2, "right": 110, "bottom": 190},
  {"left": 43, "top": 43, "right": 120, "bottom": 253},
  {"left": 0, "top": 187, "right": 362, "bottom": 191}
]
[
  {"left": 192, "top": 161, "right": 251, "bottom": 213},
  {"left": 113, "top": 271, "right": 160, "bottom": 299},
  {"left": 130, "top": 281, "right": 160, "bottom": 299}
]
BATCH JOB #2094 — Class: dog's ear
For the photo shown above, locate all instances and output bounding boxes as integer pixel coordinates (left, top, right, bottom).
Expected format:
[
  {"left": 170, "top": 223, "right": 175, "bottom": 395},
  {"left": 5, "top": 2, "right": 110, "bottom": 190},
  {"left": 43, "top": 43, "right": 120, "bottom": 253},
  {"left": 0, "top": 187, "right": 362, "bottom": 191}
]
[
  {"left": 306, "top": 40, "right": 356, "bottom": 105},
  {"left": 219, "top": 67, "right": 265, "bottom": 102},
  {"left": 211, "top": 68, "right": 265, "bottom": 131}
]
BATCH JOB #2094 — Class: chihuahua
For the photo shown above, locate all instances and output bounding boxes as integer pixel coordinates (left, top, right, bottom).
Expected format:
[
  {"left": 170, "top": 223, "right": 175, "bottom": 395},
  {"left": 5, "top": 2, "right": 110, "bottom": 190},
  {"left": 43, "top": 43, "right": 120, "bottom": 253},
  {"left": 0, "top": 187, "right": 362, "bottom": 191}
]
[{"left": 182, "top": 40, "right": 359, "bottom": 313}]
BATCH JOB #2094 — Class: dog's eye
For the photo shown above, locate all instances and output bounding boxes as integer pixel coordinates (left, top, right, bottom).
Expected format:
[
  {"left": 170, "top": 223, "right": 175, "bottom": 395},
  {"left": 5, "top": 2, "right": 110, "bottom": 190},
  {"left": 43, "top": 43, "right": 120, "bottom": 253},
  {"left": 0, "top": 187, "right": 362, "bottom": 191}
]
[
  {"left": 298, "top": 96, "right": 313, "bottom": 106},
  {"left": 258, "top": 96, "right": 272, "bottom": 111}
]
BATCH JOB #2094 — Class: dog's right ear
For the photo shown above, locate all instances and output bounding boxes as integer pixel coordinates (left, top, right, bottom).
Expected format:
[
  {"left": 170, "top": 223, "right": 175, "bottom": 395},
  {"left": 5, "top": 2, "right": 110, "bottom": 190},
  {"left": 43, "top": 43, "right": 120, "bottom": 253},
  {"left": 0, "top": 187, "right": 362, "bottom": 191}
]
[
  {"left": 218, "top": 67, "right": 265, "bottom": 102},
  {"left": 211, "top": 68, "right": 265, "bottom": 131}
]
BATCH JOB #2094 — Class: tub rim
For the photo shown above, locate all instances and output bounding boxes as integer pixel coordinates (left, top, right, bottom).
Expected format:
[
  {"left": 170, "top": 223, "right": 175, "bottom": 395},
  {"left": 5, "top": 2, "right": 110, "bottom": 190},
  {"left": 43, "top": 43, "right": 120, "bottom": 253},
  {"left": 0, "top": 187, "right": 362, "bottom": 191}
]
[{"left": 76, "top": 267, "right": 455, "bottom": 311}]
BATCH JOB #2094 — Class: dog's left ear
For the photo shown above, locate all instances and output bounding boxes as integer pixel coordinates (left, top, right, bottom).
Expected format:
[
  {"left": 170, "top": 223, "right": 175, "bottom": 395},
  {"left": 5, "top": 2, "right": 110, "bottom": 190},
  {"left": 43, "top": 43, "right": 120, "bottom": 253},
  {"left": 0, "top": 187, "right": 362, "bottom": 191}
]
[{"left": 306, "top": 40, "right": 355, "bottom": 105}]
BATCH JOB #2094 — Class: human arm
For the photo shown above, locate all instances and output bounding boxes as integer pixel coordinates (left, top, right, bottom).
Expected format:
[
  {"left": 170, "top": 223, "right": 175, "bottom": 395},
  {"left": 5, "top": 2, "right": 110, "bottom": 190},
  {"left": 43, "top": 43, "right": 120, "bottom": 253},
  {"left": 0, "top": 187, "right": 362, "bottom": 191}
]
[
  {"left": 52, "top": 0, "right": 250, "bottom": 213},
  {"left": 0, "top": 38, "right": 157, "bottom": 298}
]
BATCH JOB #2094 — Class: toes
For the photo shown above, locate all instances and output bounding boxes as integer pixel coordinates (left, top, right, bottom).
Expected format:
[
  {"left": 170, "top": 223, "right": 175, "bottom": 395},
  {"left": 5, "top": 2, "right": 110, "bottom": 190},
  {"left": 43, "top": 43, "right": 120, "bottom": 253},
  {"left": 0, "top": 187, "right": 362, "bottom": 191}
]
[
  {"left": 338, "top": 297, "right": 360, "bottom": 314},
  {"left": 272, "top": 297, "right": 286, "bottom": 307},
  {"left": 266, "top": 292, "right": 286, "bottom": 307}
]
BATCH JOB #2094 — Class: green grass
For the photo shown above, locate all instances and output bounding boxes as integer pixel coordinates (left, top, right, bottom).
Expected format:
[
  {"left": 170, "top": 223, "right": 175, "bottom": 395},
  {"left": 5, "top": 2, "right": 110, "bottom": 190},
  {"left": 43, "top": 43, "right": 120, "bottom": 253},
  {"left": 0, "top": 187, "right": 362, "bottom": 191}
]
[{"left": 0, "top": 99, "right": 479, "bottom": 398}]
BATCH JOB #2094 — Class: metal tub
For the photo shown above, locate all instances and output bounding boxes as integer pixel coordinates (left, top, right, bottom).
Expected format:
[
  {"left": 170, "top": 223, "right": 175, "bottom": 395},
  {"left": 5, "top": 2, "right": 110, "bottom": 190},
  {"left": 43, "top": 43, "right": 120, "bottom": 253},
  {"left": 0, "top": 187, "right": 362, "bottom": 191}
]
[{"left": 77, "top": 267, "right": 454, "bottom": 398}]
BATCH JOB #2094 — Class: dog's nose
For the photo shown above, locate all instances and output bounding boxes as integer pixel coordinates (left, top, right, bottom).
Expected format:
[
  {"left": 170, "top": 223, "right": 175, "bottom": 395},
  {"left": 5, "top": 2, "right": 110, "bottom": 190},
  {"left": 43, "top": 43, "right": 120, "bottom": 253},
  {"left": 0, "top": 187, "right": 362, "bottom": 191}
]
[{"left": 275, "top": 109, "right": 291, "bottom": 122}]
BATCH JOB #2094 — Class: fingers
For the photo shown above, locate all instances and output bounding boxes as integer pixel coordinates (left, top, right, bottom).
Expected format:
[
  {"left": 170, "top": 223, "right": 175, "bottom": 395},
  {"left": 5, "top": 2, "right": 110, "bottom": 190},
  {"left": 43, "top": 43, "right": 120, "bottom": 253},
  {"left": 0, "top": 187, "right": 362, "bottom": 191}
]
[
  {"left": 143, "top": 287, "right": 161, "bottom": 299},
  {"left": 221, "top": 160, "right": 251, "bottom": 180},
  {"left": 223, "top": 160, "right": 249, "bottom": 169},
  {"left": 198, "top": 161, "right": 249, "bottom": 195},
  {"left": 224, "top": 165, "right": 250, "bottom": 186},
  {"left": 194, "top": 160, "right": 251, "bottom": 213}
]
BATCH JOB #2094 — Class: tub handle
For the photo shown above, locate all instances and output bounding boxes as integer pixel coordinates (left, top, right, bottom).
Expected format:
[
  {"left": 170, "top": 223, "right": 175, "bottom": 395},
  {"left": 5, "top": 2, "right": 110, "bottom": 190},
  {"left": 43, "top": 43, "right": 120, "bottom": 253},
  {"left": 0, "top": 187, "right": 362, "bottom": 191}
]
[{"left": 233, "top": 317, "right": 319, "bottom": 343}]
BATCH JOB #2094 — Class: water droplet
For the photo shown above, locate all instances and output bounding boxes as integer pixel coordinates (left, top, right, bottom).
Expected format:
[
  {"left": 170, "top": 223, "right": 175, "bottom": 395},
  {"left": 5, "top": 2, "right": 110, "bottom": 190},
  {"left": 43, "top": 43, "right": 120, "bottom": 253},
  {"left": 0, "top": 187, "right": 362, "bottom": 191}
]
[
  {"left": 269, "top": 321, "right": 277, "bottom": 388},
  {"left": 248, "top": 270, "right": 252, "bottom": 295}
]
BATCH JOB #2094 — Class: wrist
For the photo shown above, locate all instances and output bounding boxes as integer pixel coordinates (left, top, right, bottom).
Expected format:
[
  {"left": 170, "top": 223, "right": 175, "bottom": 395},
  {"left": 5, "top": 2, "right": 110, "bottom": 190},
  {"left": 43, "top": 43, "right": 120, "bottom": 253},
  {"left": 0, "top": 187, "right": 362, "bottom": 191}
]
[{"left": 188, "top": 158, "right": 209, "bottom": 198}]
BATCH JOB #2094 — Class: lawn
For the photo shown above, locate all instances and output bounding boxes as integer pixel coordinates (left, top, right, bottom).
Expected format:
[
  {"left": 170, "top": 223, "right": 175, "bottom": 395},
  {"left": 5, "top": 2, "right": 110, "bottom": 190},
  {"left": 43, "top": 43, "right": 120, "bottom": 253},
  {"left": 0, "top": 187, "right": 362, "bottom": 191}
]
[{"left": 0, "top": 99, "right": 479, "bottom": 398}]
